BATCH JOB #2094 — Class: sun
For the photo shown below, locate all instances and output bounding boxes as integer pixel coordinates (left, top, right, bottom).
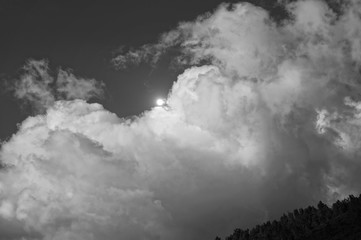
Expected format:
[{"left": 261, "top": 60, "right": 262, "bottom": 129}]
[{"left": 156, "top": 98, "right": 165, "bottom": 106}]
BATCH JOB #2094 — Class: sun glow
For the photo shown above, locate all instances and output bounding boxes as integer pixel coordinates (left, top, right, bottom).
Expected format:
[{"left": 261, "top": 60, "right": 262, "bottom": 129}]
[{"left": 156, "top": 98, "right": 166, "bottom": 106}]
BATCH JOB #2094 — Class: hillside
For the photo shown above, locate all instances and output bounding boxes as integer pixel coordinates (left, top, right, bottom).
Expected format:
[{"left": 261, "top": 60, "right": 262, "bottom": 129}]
[{"left": 215, "top": 194, "right": 361, "bottom": 240}]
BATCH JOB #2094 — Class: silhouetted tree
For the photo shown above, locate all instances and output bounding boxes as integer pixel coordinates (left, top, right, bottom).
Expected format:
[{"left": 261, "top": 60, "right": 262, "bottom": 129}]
[{"left": 216, "top": 194, "right": 361, "bottom": 240}]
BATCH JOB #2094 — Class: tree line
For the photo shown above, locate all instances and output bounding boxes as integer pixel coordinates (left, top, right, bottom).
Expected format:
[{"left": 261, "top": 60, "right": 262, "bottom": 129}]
[{"left": 215, "top": 194, "right": 361, "bottom": 240}]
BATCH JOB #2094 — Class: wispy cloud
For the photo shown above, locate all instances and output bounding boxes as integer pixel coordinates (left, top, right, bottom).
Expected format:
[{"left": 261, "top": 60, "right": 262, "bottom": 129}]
[{"left": 12, "top": 59, "right": 104, "bottom": 113}]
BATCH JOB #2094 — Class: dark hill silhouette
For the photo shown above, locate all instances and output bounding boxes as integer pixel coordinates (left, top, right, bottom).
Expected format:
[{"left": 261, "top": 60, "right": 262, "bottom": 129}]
[{"left": 215, "top": 194, "right": 361, "bottom": 240}]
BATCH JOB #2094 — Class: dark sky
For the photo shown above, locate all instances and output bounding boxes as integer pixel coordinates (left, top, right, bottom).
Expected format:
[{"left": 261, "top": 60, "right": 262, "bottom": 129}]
[{"left": 0, "top": 0, "right": 286, "bottom": 141}]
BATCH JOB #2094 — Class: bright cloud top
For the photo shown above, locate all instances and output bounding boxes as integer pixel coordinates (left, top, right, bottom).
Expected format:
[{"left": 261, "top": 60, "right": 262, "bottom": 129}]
[{"left": 1, "top": 0, "right": 361, "bottom": 239}]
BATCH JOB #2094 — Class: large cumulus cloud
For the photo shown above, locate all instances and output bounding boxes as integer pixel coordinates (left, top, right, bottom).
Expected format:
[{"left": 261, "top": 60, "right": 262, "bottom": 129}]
[{"left": 1, "top": 0, "right": 361, "bottom": 239}]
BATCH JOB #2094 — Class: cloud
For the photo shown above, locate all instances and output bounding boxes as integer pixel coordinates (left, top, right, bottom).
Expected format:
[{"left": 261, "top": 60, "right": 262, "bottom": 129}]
[
  {"left": 2, "top": 0, "right": 361, "bottom": 239},
  {"left": 12, "top": 59, "right": 104, "bottom": 113}
]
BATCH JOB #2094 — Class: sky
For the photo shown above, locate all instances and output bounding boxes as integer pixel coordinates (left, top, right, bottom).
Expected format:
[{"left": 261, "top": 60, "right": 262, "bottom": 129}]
[
  {"left": 1, "top": 0, "right": 361, "bottom": 240},
  {"left": 0, "top": 0, "right": 288, "bottom": 141},
  {"left": 0, "top": 0, "right": 247, "bottom": 140}
]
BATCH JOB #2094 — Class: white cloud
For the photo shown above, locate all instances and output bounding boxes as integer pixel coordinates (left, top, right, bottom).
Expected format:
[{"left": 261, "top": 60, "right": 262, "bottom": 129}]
[
  {"left": 2, "top": 0, "right": 361, "bottom": 239},
  {"left": 13, "top": 59, "right": 55, "bottom": 113},
  {"left": 12, "top": 59, "right": 104, "bottom": 113}
]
